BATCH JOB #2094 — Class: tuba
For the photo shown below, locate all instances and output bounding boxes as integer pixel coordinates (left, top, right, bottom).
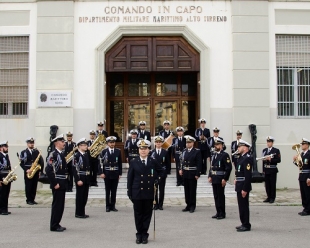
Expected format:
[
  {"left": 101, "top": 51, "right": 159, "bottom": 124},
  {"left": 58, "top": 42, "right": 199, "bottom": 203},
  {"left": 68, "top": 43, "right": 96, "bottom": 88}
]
[
  {"left": 65, "top": 146, "right": 78, "bottom": 163},
  {"left": 27, "top": 149, "right": 42, "bottom": 179},
  {"left": 292, "top": 144, "right": 303, "bottom": 169},
  {"left": 2, "top": 165, "right": 18, "bottom": 185},
  {"left": 89, "top": 134, "right": 107, "bottom": 158}
]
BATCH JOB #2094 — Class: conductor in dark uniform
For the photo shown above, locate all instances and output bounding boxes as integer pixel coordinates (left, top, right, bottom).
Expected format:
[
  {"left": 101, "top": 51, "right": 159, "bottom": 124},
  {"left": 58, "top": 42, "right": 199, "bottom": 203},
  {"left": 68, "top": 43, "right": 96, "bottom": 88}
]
[
  {"left": 159, "top": 120, "right": 173, "bottom": 174},
  {"left": 172, "top": 127, "right": 186, "bottom": 186},
  {"left": 19, "top": 137, "right": 44, "bottom": 205},
  {"left": 150, "top": 136, "right": 169, "bottom": 210},
  {"left": 262, "top": 136, "right": 281, "bottom": 204},
  {"left": 46, "top": 134, "right": 68, "bottom": 232},
  {"left": 87, "top": 130, "right": 99, "bottom": 187},
  {"left": 124, "top": 129, "right": 139, "bottom": 163},
  {"left": 0, "top": 141, "right": 12, "bottom": 215},
  {"left": 99, "top": 136, "right": 122, "bottom": 212},
  {"left": 235, "top": 139, "right": 252, "bottom": 232},
  {"left": 96, "top": 120, "right": 108, "bottom": 137},
  {"left": 64, "top": 132, "right": 76, "bottom": 192},
  {"left": 138, "top": 121, "right": 151, "bottom": 141},
  {"left": 208, "top": 137, "right": 232, "bottom": 219},
  {"left": 179, "top": 135, "right": 202, "bottom": 213},
  {"left": 73, "top": 138, "right": 90, "bottom": 218},
  {"left": 231, "top": 130, "right": 243, "bottom": 167},
  {"left": 127, "top": 139, "right": 163, "bottom": 244},
  {"left": 293, "top": 138, "right": 310, "bottom": 216},
  {"left": 195, "top": 118, "right": 210, "bottom": 174}
]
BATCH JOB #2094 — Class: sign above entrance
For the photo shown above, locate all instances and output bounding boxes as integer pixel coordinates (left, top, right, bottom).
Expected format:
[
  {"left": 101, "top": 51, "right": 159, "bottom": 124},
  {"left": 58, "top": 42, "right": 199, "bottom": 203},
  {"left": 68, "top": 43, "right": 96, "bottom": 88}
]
[{"left": 37, "top": 91, "right": 72, "bottom": 108}]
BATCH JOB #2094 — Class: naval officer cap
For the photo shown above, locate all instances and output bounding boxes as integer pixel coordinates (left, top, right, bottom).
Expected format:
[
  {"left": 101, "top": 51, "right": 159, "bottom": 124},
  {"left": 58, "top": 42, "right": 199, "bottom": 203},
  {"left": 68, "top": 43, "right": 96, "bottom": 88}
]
[
  {"left": 130, "top": 129, "right": 139, "bottom": 135},
  {"left": 0, "top": 141, "right": 8, "bottom": 147},
  {"left": 213, "top": 127, "right": 220, "bottom": 132},
  {"left": 163, "top": 120, "right": 171, "bottom": 125},
  {"left": 236, "top": 130, "right": 243, "bottom": 135},
  {"left": 25, "top": 137, "right": 35, "bottom": 143},
  {"left": 238, "top": 139, "right": 251, "bottom": 148},
  {"left": 76, "top": 138, "right": 87, "bottom": 146},
  {"left": 106, "top": 136, "right": 117, "bottom": 142},
  {"left": 66, "top": 131, "right": 73, "bottom": 137},
  {"left": 266, "top": 136, "right": 275, "bottom": 142},
  {"left": 97, "top": 120, "right": 106, "bottom": 126},
  {"left": 198, "top": 118, "right": 206, "bottom": 123},
  {"left": 154, "top": 136, "right": 164, "bottom": 142},
  {"left": 184, "top": 135, "right": 196, "bottom": 143},
  {"left": 301, "top": 138, "right": 310, "bottom": 145},
  {"left": 137, "top": 139, "right": 151, "bottom": 148},
  {"left": 52, "top": 134, "right": 65, "bottom": 142},
  {"left": 176, "top": 126, "right": 184, "bottom": 132},
  {"left": 214, "top": 137, "right": 225, "bottom": 145},
  {"left": 89, "top": 130, "right": 96, "bottom": 135},
  {"left": 139, "top": 121, "right": 146, "bottom": 125}
]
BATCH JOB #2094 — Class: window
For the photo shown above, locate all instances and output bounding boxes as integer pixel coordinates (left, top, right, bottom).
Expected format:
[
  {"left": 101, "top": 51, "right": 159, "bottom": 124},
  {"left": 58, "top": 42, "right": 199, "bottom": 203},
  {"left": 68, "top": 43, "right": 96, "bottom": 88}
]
[
  {"left": 276, "top": 35, "right": 310, "bottom": 118},
  {"left": 0, "top": 36, "right": 29, "bottom": 118}
]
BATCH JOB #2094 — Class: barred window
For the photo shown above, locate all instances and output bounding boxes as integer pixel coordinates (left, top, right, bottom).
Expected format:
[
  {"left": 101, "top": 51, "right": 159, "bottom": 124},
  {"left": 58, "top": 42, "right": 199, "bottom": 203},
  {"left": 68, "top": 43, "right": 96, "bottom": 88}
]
[
  {"left": 276, "top": 35, "right": 310, "bottom": 118},
  {"left": 0, "top": 36, "right": 29, "bottom": 118}
]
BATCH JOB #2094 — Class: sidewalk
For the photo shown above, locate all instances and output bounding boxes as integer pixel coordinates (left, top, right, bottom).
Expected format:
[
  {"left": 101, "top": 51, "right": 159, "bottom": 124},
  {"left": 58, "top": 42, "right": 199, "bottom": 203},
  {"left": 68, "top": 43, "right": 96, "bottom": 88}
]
[{"left": 8, "top": 183, "right": 302, "bottom": 208}]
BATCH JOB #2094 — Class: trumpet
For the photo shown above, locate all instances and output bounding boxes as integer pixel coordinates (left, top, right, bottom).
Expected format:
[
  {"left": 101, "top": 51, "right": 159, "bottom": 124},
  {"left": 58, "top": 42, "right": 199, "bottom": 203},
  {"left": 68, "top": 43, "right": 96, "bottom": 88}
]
[
  {"left": 292, "top": 144, "right": 303, "bottom": 169},
  {"left": 256, "top": 153, "right": 276, "bottom": 161},
  {"left": 232, "top": 150, "right": 239, "bottom": 156}
]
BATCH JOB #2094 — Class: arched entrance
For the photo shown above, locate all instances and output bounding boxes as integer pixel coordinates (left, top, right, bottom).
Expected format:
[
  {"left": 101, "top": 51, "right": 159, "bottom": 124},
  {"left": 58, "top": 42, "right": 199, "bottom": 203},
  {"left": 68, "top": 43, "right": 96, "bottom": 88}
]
[{"left": 105, "top": 36, "right": 200, "bottom": 156}]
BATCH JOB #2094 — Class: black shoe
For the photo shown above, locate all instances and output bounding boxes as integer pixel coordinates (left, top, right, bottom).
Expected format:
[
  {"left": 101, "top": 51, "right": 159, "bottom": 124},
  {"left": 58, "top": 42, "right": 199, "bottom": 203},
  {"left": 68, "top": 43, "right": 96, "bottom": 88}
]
[
  {"left": 59, "top": 226, "right": 66, "bottom": 230},
  {"left": 159, "top": 206, "right": 163, "bottom": 210},
  {"left": 27, "top": 201, "right": 34, "bottom": 205},
  {"left": 217, "top": 216, "right": 225, "bottom": 220},
  {"left": 51, "top": 227, "right": 65, "bottom": 232},
  {"left": 33, "top": 201, "right": 38, "bottom": 205},
  {"left": 153, "top": 205, "right": 159, "bottom": 210},
  {"left": 299, "top": 211, "right": 310, "bottom": 216},
  {"left": 212, "top": 214, "right": 219, "bottom": 219},
  {"left": 269, "top": 199, "right": 275, "bottom": 204},
  {"left": 237, "top": 226, "right": 251, "bottom": 232},
  {"left": 75, "top": 215, "right": 89, "bottom": 218},
  {"left": 176, "top": 183, "right": 181, "bottom": 186},
  {"left": 189, "top": 209, "right": 195, "bottom": 213},
  {"left": 0, "top": 212, "right": 10, "bottom": 215},
  {"left": 263, "top": 198, "right": 270, "bottom": 203},
  {"left": 106, "top": 208, "right": 110, "bottom": 212},
  {"left": 235, "top": 225, "right": 243, "bottom": 230},
  {"left": 136, "top": 238, "right": 142, "bottom": 244},
  {"left": 142, "top": 238, "right": 148, "bottom": 244},
  {"left": 182, "top": 208, "right": 189, "bottom": 212},
  {"left": 110, "top": 208, "right": 118, "bottom": 212}
]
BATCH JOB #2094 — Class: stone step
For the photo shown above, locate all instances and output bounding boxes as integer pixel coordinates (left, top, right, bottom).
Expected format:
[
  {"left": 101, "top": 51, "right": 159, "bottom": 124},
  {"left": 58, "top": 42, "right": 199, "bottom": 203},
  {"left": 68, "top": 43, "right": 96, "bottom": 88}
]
[{"left": 65, "top": 170, "right": 236, "bottom": 199}]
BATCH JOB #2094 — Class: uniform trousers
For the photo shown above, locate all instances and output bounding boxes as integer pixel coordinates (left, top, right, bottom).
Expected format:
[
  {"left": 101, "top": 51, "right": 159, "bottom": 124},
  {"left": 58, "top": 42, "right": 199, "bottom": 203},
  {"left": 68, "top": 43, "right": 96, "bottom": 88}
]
[
  {"left": 183, "top": 178, "right": 197, "bottom": 210},
  {"left": 104, "top": 178, "right": 119, "bottom": 208},
  {"left": 132, "top": 199, "right": 153, "bottom": 239},
  {"left": 50, "top": 188, "right": 66, "bottom": 230},
  {"left": 212, "top": 183, "right": 226, "bottom": 217},
  {"left": 299, "top": 180, "right": 310, "bottom": 213},
  {"left": 237, "top": 192, "right": 251, "bottom": 229},
  {"left": 75, "top": 184, "right": 89, "bottom": 216},
  {"left": 24, "top": 171, "right": 39, "bottom": 202},
  {"left": 155, "top": 177, "right": 166, "bottom": 207},
  {"left": 265, "top": 173, "right": 277, "bottom": 200},
  {"left": 0, "top": 182, "right": 11, "bottom": 213},
  {"left": 200, "top": 150, "right": 209, "bottom": 174}
]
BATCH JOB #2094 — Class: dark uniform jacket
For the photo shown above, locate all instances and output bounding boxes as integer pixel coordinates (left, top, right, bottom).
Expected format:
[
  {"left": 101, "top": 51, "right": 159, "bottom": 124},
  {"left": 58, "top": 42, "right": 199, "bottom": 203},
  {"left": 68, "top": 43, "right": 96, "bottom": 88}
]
[
  {"left": 73, "top": 151, "right": 91, "bottom": 184},
  {"left": 150, "top": 149, "right": 169, "bottom": 178},
  {"left": 195, "top": 128, "right": 211, "bottom": 151},
  {"left": 19, "top": 148, "right": 44, "bottom": 173},
  {"left": 124, "top": 139, "right": 139, "bottom": 159},
  {"left": 159, "top": 130, "right": 173, "bottom": 139},
  {"left": 138, "top": 130, "right": 151, "bottom": 142},
  {"left": 127, "top": 157, "right": 163, "bottom": 200},
  {"left": 181, "top": 148, "right": 202, "bottom": 179},
  {"left": 46, "top": 149, "right": 68, "bottom": 190},
  {"left": 64, "top": 141, "right": 76, "bottom": 157},
  {"left": 209, "top": 150, "right": 232, "bottom": 184},
  {"left": 0, "top": 152, "right": 11, "bottom": 178},
  {"left": 96, "top": 130, "right": 108, "bottom": 138},
  {"left": 172, "top": 137, "right": 186, "bottom": 164},
  {"left": 98, "top": 148, "right": 122, "bottom": 179},
  {"left": 294, "top": 150, "right": 310, "bottom": 182},
  {"left": 235, "top": 152, "right": 252, "bottom": 193},
  {"left": 262, "top": 147, "right": 281, "bottom": 174}
]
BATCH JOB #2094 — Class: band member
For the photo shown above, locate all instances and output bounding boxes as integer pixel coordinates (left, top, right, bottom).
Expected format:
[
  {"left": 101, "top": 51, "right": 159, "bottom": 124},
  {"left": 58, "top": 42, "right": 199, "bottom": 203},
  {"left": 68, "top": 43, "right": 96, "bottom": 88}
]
[
  {"left": 96, "top": 121, "right": 108, "bottom": 137},
  {"left": 231, "top": 130, "right": 243, "bottom": 167},
  {"left": 124, "top": 129, "right": 139, "bottom": 163},
  {"left": 127, "top": 139, "right": 163, "bottom": 244},
  {"left": 19, "top": 137, "right": 44, "bottom": 205},
  {"left": 46, "top": 134, "right": 68, "bottom": 232},
  {"left": 179, "top": 136, "right": 202, "bottom": 213},
  {"left": 138, "top": 121, "right": 151, "bottom": 141},
  {"left": 208, "top": 127, "right": 225, "bottom": 155},
  {"left": 73, "top": 138, "right": 90, "bottom": 218},
  {"left": 208, "top": 137, "right": 232, "bottom": 219},
  {"left": 159, "top": 120, "right": 173, "bottom": 174},
  {"left": 235, "top": 139, "right": 252, "bottom": 232},
  {"left": 262, "top": 136, "right": 281, "bottom": 204},
  {"left": 172, "top": 126, "right": 186, "bottom": 186},
  {"left": 99, "top": 136, "right": 122, "bottom": 212},
  {"left": 195, "top": 118, "right": 211, "bottom": 175},
  {"left": 64, "top": 132, "right": 76, "bottom": 192},
  {"left": 293, "top": 138, "right": 310, "bottom": 216},
  {"left": 87, "top": 130, "right": 99, "bottom": 187},
  {"left": 150, "top": 136, "right": 169, "bottom": 210},
  {"left": 0, "top": 141, "right": 11, "bottom": 215}
]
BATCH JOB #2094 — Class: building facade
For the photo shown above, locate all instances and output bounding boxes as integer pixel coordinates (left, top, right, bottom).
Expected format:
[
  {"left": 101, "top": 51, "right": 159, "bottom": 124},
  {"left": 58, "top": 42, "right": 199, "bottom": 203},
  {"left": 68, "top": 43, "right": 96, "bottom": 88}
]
[{"left": 0, "top": 0, "right": 309, "bottom": 189}]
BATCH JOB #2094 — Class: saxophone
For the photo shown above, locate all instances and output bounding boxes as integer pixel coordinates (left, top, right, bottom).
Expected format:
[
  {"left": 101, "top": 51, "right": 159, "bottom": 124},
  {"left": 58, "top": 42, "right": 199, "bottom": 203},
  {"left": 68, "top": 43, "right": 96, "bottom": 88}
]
[
  {"left": 89, "top": 134, "right": 107, "bottom": 158},
  {"left": 2, "top": 165, "right": 18, "bottom": 185},
  {"left": 65, "top": 146, "right": 78, "bottom": 163},
  {"left": 27, "top": 149, "right": 42, "bottom": 179}
]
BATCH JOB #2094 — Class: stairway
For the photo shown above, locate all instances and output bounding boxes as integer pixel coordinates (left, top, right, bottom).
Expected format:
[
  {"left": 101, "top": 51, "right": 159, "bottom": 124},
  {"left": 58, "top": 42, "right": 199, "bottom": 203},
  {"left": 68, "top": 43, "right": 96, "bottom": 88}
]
[{"left": 65, "top": 169, "right": 236, "bottom": 199}]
